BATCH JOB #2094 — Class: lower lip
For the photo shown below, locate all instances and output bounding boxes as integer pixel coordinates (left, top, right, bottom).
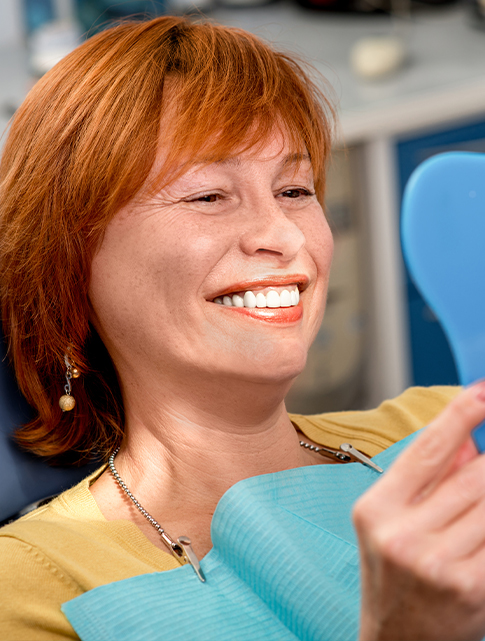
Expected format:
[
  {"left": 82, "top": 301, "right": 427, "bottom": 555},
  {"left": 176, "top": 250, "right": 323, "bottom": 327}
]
[{"left": 217, "top": 304, "right": 303, "bottom": 324}]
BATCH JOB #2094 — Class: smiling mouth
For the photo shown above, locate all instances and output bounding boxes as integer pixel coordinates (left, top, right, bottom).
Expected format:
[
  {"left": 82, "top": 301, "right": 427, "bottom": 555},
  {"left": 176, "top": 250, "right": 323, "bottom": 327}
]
[{"left": 212, "top": 284, "right": 300, "bottom": 310}]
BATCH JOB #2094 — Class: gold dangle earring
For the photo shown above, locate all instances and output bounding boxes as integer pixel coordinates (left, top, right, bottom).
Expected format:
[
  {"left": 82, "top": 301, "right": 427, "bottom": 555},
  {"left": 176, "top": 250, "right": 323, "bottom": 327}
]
[{"left": 59, "top": 353, "right": 80, "bottom": 412}]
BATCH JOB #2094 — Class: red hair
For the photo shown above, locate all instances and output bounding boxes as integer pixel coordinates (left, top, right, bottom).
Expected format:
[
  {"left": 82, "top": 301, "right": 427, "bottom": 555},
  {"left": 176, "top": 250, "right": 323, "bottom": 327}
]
[{"left": 0, "top": 16, "right": 336, "bottom": 462}]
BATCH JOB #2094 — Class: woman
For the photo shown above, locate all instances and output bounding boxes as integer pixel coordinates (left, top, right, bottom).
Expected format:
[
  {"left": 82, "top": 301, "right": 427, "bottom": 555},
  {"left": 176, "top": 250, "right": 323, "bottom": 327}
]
[{"left": 0, "top": 15, "right": 484, "bottom": 641}]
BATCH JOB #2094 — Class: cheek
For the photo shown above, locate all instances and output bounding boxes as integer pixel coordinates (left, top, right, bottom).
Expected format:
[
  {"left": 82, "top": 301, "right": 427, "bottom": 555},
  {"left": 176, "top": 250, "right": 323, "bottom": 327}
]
[
  {"left": 305, "top": 215, "right": 334, "bottom": 339},
  {"left": 321, "top": 223, "right": 334, "bottom": 275},
  {"left": 90, "top": 214, "right": 235, "bottom": 339},
  {"left": 157, "top": 221, "right": 235, "bottom": 302},
  {"left": 305, "top": 213, "right": 334, "bottom": 280}
]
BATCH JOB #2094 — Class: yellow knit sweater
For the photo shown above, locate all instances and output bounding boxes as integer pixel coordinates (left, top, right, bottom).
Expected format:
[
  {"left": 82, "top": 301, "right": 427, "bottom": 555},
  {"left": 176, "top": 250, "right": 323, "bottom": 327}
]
[{"left": 0, "top": 386, "right": 459, "bottom": 640}]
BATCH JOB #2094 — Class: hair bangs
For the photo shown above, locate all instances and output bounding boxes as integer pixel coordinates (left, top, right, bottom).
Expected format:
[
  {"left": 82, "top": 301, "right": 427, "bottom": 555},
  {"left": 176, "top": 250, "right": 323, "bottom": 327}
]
[{"left": 148, "top": 24, "right": 335, "bottom": 201}]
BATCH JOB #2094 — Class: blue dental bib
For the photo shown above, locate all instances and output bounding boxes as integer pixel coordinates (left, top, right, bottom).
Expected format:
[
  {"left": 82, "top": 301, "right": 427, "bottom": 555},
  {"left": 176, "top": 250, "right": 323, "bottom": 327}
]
[{"left": 62, "top": 435, "right": 414, "bottom": 641}]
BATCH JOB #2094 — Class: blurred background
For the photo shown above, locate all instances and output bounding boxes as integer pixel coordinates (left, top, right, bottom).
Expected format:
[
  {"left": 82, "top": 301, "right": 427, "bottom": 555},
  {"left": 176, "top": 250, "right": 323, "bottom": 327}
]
[{"left": 1, "top": 0, "right": 485, "bottom": 415}]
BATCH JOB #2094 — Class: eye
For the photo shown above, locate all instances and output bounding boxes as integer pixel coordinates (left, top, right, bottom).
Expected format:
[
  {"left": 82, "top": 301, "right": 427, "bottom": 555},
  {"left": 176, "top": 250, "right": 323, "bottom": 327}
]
[
  {"left": 186, "top": 193, "right": 222, "bottom": 203},
  {"left": 279, "top": 188, "right": 315, "bottom": 199}
]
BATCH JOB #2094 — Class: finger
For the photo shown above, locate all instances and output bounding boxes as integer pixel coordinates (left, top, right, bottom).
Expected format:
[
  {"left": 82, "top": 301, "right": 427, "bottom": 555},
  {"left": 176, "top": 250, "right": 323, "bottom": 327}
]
[
  {"left": 426, "top": 538, "right": 485, "bottom": 628},
  {"left": 406, "top": 448, "right": 485, "bottom": 532},
  {"left": 428, "top": 497, "right": 485, "bottom": 566},
  {"left": 354, "top": 457, "right": 485, "bottom": 581},
  {"left": 446, "top": 437, "right": 478, "bottom": 476},
  {"left": 414, "top": 437, "right": 479, "bottom": 505},
  {"left": 425, "top": 436, "right": 479, "bottom": 497},
  {"left": 370, "top": 382, "right": 485, "bottom": 508},
  {"left": 454, "top": 539, "right": 485, "bottom": 602},
  {"left": 424, "top": 436, "right": 481, "bottom": 505}
]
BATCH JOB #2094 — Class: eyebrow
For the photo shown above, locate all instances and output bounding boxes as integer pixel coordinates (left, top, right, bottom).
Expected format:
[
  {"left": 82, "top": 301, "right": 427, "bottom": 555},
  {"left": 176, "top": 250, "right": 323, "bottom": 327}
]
[
  {"left": 282, "top": 152, "right": 311, "bottom": 167},
  {"left": 211, "top": 152, "right": 311, "bottom": 168},
  {"left": 213, "top": 157, "right": 241, "bottom": 167}
]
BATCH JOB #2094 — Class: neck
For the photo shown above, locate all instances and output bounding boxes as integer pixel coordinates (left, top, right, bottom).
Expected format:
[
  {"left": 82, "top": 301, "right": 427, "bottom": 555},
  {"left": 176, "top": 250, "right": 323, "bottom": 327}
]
[
  {"left": 119, "top": 385, "right": 308, "bottom": 505},
  {"left": 119, "top": 358, "right": 308, "bottom": 469},
  {"left": 90, "top": 371, "right": 319, "bottom": 559}
]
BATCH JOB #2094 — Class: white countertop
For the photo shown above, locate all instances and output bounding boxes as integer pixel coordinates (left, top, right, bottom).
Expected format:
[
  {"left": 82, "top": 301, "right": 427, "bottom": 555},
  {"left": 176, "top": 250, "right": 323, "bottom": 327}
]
[
  {"left": 1, "top": 4, "right": 485, "bottom": 143},
  {"left": 212, "top": 2, "right": 485, "bottom": 142}
]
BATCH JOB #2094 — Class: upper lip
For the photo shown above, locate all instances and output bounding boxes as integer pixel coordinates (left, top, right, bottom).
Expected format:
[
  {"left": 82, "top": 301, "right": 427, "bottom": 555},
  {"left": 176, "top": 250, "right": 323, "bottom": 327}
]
[{"left": 208, "top": 274, "right": 310, "bottom": 300}]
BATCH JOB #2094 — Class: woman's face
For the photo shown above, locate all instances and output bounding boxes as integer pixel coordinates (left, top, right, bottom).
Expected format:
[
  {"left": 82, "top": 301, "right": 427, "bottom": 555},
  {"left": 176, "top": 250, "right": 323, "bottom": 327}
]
[{"left": 89, "top": 128, "right": 333, "bottom": 393}]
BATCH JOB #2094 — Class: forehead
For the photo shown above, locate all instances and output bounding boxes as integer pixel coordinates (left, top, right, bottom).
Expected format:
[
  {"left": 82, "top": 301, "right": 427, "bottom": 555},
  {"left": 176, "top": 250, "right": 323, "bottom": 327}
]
[
  {"left": 148, "top": 120, "right": 311, "bottom": 192},
  {"left": 143, "top": 76, "right": 315, "bottom": 189}
]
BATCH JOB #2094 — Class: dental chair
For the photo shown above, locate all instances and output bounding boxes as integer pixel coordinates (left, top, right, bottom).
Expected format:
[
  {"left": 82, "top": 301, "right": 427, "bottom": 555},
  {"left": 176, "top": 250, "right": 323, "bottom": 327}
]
[
  {"left": 401, "top": 151, "right": 485, "bottom": 450},
  {"left": 0, "top": 336, "right": 98, "bottom": 524}
]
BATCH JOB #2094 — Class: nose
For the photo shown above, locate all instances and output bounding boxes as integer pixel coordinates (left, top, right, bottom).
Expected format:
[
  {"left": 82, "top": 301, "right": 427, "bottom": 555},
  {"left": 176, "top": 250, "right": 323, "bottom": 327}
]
[{"left": 239, "top": 194, "right": 306, "bottom": 263}]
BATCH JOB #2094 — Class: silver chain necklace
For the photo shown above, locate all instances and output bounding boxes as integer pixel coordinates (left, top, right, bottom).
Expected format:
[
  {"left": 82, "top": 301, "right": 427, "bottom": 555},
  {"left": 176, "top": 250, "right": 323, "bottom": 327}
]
[
  {"left": 108, "top": 448, "right": 206, "bottom": 582},
  {"left": 108, "top": 440, "right": 382, "bottom": 582}
]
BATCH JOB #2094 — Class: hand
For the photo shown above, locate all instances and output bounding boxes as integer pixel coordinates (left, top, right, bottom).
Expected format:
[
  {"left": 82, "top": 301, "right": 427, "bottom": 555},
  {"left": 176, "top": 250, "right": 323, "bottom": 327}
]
[{"left": 353, "top": 383, "right": 485, "bottom": 641}]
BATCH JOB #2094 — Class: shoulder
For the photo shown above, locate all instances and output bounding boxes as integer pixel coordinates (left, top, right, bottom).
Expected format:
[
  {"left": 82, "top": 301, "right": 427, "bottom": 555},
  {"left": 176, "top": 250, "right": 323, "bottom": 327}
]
[
  {"left": 290, "top": 386, "right": 461, "bottom": 456},
  {"left": 0, "top": 464, "right": 176, "bottom": 639},
  {"left": 0, "top": 463, "right": 180, "bottom": 600},
  {"left": 0, "top": 533, "right": 82, "bottom": 640},
  {"left": 0, "top": 470, "right": 103, "bottom": 640},
  {"left": 0, "top": 464, "right": 176, "bottom": 581},
  {"left": 0, "top": 465, "right": 107, "bottom": 568}
]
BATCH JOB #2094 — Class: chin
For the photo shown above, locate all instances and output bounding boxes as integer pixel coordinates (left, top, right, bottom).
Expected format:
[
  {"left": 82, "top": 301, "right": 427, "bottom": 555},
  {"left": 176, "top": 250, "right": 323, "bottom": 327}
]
[{"left": 226, "top": 346, "right": 309, "bottom": 386}]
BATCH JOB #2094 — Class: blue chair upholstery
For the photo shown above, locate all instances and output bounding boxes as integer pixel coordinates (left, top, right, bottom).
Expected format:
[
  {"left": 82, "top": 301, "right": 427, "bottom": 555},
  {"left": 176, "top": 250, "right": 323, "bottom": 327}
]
[
  {"left": 0, "top": 336, "right": 99, "bottom": 523},
  {"left": 401, "top": 151, "right": 485, "bottom": 450}
]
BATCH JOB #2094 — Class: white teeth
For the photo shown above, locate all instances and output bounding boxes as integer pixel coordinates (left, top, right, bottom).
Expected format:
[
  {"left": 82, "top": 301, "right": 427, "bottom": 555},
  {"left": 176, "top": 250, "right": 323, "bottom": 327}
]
[
  {"left": 243, "top": 291, "right": 257, "bottom": 308},
  {"left": 255, "top": 292, "right": 267, "bottom": 308},
  {"left": 280, "top": 290, "right": 291, "bottom": 307},
  {"left": 266, "top": 290, "right": 281, "bottom": 308},
  {"left": 214, "top": 286, "right": 301, "bottom": 309}
]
